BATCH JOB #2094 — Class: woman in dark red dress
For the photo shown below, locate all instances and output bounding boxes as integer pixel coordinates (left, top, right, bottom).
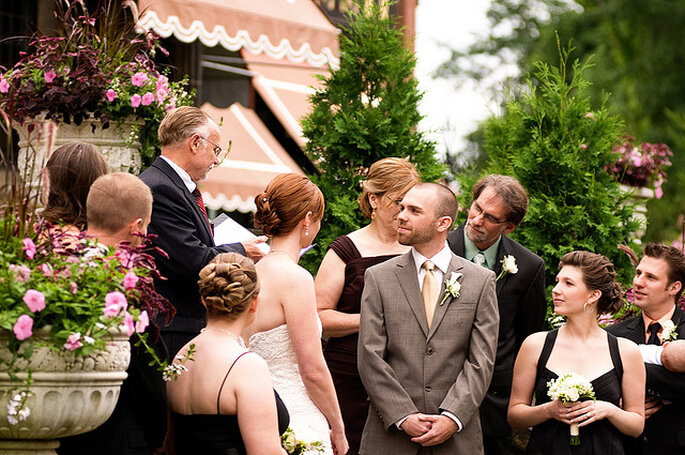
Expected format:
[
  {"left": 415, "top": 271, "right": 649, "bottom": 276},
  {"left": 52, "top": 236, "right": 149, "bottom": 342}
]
[{"left": 315, "top": 158, "right": 420, "bottom": 454}]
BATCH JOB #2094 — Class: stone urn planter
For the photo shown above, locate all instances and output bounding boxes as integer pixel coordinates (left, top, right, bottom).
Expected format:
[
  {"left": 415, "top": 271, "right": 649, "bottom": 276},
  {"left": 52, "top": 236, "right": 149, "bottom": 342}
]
[
  {"left": 14, "top": 115, "right": 143, "bottom": 187},
  {"left": 0, "top": 328, "right": 130, "bottom": 454},
  {"left": 620, "top": 184, "right": 655, "bottom": 241}
]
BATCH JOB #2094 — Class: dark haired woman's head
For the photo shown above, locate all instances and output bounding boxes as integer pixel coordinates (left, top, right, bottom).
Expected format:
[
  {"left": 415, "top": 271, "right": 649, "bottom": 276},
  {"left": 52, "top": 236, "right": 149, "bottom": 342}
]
[
  {"left": 198, "top": 253, "right": 259, "bottom": 319},
  {"left": 41, "top": 141, "right": 108, "bottom": 229},
  {"left": 558, "top": 250, "right": 623, "bottom": 315},
  {"left": 253, "top": 173, "right": 324, "bottom": 237}
]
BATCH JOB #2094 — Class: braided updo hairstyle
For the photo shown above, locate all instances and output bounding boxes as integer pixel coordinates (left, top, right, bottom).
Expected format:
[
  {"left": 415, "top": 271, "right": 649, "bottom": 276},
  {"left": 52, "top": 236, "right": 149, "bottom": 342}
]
[
  {"left": 253, "top": 173, "right": 324, "bottom": 237},
  {"left": 559, "top": 251, "right": 624, "bottom": 315},
  {"left": 198, "top": 253, "right": 259, "bottom": 319}
]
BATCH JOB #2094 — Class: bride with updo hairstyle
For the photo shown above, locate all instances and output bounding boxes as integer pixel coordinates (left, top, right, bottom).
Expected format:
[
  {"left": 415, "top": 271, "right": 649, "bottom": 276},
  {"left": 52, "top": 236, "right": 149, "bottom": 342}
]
[
  {"left": 167, "top": 252, "right": 289, "bottom": 455},
  {"left": 246, "top": 173, "right": 348, "bottom": 455},
  {"left": 509, "top": 250, "right": 645, "bottom": 455}
]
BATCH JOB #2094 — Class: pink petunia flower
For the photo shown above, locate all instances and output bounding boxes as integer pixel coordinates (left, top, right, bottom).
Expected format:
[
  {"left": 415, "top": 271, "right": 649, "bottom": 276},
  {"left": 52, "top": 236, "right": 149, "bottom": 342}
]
[
  {"left": 130, "top": 94, "right": 142, "bottom": 108},
  {"left": 131, "top": 72, "right": 149, "bottom": 87},
  {"left": 64, "top": 333, "right": 82, "bottom": 351},
  {"left": 655, "top": 186, "right": 663, "bottom": 199},
  {"left": 22, "top": 238, "right": 36, "bottom": 259},
  {"left": 106, "top": 89, "right": 117, "bottom": 102},
  {"left": 44, "top": 69, "right": 57, "bottom": 83},
  {"left": 70, "top": 281, "right": 78, "bottom": 294},
  {"left": 9, "top": 264, "right": 31, "bottom": 282},
  {"left": 135, "top": 310, "right": 149, "bottom": 334},
  {"left": 141, "top": 92, "right": 154, "bottom": 106},
  {"left": 39, "top": 263, "right": 52, "bottom": 277},
  {"left": 23, "top": 289, "right": 46, "bottom": 312},
  {"left": 0, "top": 75, "right": 9, "bottom": 94},
  {"left": 123, "top": 312, "right": 135, "bottom": 337},
  {"left": 13, "top": 315, "right": 33, "bottom": 341},
  {"left": 103, "top": 291, "right": 128, "bottom": 317},
  {"left": 123, "top": 271, "right": 139, "bottom": 290}
]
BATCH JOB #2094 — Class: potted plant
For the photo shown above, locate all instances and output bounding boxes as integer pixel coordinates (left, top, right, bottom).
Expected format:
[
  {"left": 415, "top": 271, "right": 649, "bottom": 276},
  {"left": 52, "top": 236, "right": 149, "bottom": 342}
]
[
  {"left": 0, "top": 114, "right": 180, "bottom": 455},
  {"left": 0, "top": 0, "right": 193, "bottom": 180}
]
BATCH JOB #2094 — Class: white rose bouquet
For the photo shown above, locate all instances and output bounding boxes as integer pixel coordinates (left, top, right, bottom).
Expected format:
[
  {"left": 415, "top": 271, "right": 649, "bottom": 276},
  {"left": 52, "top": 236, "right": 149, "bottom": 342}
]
[
  {"left": 281, "top": 425, "right": 325, "bottom": 454},
  {"left": 547, "top": 372, "right": 596, "bottom": 445}
]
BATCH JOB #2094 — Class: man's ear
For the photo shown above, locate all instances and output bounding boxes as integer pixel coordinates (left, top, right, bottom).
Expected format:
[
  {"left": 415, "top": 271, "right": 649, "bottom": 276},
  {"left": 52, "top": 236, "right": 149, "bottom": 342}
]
[
  {"left": 187, "top": 134, "right": 200, "bottom": 155},
  {"left": 436, "top": 216, "right": 454, "bottom": 233},
  {"left": 502, "top": 221, "right": 517, "bottom": 235},
  {"left": 128, "top": 218, "right": 144, "bottom": 236},
  {"left": 669, "top": 280, "right": 683, "bottom": 298}
]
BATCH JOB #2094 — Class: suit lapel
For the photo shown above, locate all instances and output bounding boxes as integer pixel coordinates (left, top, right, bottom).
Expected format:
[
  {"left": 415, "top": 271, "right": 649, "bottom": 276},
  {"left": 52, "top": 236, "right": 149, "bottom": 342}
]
[
  {"left": 395, "top": 253, "right": 429, "bottom": 337},
  {"left": 153, "top": 158, "right": 214, "bottom": 242},
  {"left": 427, "top": 254, "right": 464, "bottom": 341},
  {"left": 624, "top": 316, "right": 646, "bottom": 344},
  {"left": 494, "top": 237, "right": 513, "bottom": 294}
]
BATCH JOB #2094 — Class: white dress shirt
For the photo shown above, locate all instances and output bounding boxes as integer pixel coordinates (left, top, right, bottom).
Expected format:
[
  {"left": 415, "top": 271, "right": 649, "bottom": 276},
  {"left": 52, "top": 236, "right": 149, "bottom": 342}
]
[{"left": 160, "top": 155, "right": 196, "bottom": 193}]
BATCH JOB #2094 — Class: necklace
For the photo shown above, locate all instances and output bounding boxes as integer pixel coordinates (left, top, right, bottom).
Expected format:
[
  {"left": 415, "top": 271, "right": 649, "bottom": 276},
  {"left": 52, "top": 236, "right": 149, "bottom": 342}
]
[{"left": 201, "top": 327, "right": 246, "bottom": 347}]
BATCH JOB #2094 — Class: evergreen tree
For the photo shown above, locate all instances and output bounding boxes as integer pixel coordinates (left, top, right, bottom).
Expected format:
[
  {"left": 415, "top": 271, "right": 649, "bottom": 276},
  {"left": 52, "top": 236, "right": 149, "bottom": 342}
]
[
  {"left": 457, "top": 46, "right": 639, "bottom": 307},
  {"left": 301, "top": 1, "right": 444, "bottom": 272}
]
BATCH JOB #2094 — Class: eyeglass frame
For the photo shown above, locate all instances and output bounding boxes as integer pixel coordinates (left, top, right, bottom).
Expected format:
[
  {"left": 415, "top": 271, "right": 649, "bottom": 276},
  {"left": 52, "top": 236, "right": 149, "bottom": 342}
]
[
  {"left": 470, "top": 201, "right": 509, "bottom": 225},
  {"left": 197, "top": 136, "right": 232, "bottom": 159}
]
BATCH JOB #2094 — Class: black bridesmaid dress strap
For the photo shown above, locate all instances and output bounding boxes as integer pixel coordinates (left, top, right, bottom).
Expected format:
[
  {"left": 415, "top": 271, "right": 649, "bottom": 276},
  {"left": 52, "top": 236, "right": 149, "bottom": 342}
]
[
  {"left": 217, "top": 351, "right": 251, "bottom": 414},
  {"left": 536, "top": 329, "right": 559, "bottom": 378},
  {"left": 606, "top": 332, "right": 624, "bottom": 381}
]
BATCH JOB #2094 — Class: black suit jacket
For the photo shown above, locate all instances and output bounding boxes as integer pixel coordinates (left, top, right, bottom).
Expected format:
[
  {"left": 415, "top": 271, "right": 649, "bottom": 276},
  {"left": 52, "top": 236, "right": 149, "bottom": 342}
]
[
  {"left": 606, "top": 306, "right": 685, "bottom": 453},
  {"left": 448, "top": 224, "right": 547, "bottom": 389},
  {"left": 139, "top": 157, "right": 245, "bottom": 336}
]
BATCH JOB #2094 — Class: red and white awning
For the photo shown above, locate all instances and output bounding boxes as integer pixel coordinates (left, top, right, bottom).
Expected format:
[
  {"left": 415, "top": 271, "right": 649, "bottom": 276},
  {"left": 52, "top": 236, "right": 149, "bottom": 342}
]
[
  {"left": 137, "top": 0, "right": 340, "bottom": 67},
  {"left": 198, "top": 102, "right": 304, "bottom": 212}
]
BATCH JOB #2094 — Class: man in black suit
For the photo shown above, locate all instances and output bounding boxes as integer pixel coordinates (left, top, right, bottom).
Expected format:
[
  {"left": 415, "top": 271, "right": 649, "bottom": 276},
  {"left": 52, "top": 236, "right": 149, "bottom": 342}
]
[
  {"left": 606, "top": 243, "right": 685, "bottom": 454},
  {"left": 140, "top": 106, "right": 265, "bottom": 358},
  {"left": 447, "top": 174, "right": 546, "bottom": 455}
]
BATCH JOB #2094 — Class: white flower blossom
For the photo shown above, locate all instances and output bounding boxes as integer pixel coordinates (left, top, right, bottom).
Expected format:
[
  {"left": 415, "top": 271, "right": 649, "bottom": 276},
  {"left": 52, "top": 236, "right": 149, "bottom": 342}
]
[
  {"left": 439, "top": 272, "right": 463, "bottom": 306},
  {"left": 497, "top": 255, "right": 518, "bottom": 280},
  {"left": 661, "top": 320, "right": 679, "bottom": 343}
]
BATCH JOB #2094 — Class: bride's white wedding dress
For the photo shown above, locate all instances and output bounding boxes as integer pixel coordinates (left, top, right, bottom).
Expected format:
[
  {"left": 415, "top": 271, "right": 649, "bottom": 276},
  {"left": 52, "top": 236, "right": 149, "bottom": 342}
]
[{"left": 249, "top": 323, "right": 333, "bottom": 455}]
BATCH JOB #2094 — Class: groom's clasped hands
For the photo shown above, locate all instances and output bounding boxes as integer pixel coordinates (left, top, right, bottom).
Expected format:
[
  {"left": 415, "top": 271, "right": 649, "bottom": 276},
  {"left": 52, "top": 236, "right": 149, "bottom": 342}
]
[{"left": 400, "top": 413, "right": 459, "bottom": 447}]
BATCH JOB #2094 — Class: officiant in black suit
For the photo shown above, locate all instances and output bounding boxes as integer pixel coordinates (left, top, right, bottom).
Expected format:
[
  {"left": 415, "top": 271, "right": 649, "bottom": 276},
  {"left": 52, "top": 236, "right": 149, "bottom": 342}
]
[
  {"left": 140, "top": 106, "right": 266, "bottom": 358},
  {"left": 447, "top": 174, "right": 546, "bottom": 455},
  {"left": 606, "top": 243, "right": 685, "bottom": 454}
]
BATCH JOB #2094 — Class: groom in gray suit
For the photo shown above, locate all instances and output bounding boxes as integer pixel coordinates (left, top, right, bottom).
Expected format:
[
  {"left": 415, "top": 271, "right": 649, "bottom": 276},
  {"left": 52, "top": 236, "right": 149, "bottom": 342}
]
[{"left": 358, "top": 183, "right": 499, "bottom": 454}]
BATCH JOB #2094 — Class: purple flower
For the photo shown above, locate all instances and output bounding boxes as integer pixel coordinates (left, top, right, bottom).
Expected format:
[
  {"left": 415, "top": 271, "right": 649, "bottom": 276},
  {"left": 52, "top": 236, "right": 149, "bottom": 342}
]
[
  {"left": 64, "top": 333, "right": 82, "bottom": 351},
  {"left": 135, "top": 310, "right": 149, "bottom": 333},
  {"left": 13, "top": 315, "right": 33, "bottom": 341},
  {"left": 131, "top": 72, "right": 149, "bottom": 87},
  {"left": 9, "top": 264, "right": 31, "bottom": 282},
  {"left": 141, "top": 92, "right": 155, "bottom": 106},
  {"left": 106, "top": 89, "right": 117, "bottom": 102},
  {"left": 0, "top": 75, "right": 9, "bottom": 94},
  {"left": 130, "top": 94, "right": 142, "bottom": 108},
  {"left": 44, "top": 69, "right": 57, "bottom": 83},
  {"left": 22, "top": 238, "right": 36, "bottom": 259},
  {"left": 23, "top": 289, "right": 46, "bottom": 312},
  {"left": 123, "top": 271, "right": 139, "bottom": 290}
]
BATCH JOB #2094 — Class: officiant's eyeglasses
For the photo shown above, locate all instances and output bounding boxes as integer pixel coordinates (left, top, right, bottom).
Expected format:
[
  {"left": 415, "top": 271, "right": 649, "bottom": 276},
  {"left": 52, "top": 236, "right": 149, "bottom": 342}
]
[
  {"left": 199, "top": 137, "right": 232, "bottom": 163},
  {"left": 470, "top": 202, "right": 508, "bottom": 225}
]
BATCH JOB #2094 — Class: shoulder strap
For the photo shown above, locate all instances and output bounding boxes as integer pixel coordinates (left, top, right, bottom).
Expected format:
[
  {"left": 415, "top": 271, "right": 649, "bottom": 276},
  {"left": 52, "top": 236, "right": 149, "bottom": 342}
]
[
  {"left": 536, "top": 329, "right": 559, "bottom": 378},
  {"left": 216, "top": 351, "right": 251, "bottom": 414},
  {"left": 606, "top": 332, "right": 624, "bottom": 380},
  {"left": 329, "top": 235, "right": 362, "bottom": 263}
]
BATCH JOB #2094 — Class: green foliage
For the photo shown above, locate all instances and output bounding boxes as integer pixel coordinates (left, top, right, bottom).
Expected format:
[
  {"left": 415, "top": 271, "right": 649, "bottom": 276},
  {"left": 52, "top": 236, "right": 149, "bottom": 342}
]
[
  {"left": 457, "top": 46, "right": 640, "bottom": 304},
  {"left": 300, "top": 0, "right": 445, "bottom": 272},
  {"left": 440, "top": 0, "right": 685, "bottom": 243}
]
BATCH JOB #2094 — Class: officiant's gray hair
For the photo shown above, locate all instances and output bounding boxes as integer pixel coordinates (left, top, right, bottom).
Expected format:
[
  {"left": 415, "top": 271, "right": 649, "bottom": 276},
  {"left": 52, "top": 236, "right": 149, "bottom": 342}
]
[
  {"left": 158, "top": 106, "right": 213, "bottom": 147},
  {"left": 473, "top": 174, "right": 528, "bottom": 226}
]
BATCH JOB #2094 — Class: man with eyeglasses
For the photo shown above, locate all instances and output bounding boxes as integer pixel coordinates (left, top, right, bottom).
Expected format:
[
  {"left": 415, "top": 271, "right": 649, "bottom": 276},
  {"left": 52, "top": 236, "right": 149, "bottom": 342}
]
[
  {"left": 447, "top": 174, "right": 546, "bottom": 455},
  {"left": 140, "top": 106, "right": 266, "bottom": 359}
]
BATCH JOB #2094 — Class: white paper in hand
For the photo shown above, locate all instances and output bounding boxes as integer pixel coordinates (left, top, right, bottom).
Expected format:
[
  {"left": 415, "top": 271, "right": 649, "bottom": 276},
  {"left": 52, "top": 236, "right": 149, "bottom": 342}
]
[{"left": 213, "top": 214, "right": 270, "bottom": 255}]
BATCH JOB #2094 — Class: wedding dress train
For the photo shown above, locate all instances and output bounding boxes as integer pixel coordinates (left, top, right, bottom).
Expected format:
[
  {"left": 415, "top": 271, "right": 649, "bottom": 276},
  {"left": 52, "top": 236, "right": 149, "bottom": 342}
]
[{"left": 249, "top": 323, "right": 333, "bottom": 455}]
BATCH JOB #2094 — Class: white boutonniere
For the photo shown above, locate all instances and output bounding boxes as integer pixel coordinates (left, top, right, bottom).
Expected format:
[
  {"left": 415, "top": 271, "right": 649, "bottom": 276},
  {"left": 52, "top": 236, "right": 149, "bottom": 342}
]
[
  {"left": 661, "top": 320, "right": 679, "bottom": 343},
  {"left": 497, "top": 255, "right": 518, "bottom": 281},
  {"left": 439, "top": 272, "right": 462, "bottom": 306}
]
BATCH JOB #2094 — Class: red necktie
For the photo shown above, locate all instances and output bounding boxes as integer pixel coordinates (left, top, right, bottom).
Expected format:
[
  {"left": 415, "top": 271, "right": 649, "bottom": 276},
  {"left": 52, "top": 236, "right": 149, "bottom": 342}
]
[{"left": 192, "top": 187, "right": 212, "bottom": 234}]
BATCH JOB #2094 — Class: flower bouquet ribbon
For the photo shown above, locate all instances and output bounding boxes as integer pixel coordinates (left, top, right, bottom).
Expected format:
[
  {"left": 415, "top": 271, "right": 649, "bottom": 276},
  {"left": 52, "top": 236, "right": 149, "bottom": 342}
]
[{"left": 547, "top": 372, "right": 596, "bottom": 446}]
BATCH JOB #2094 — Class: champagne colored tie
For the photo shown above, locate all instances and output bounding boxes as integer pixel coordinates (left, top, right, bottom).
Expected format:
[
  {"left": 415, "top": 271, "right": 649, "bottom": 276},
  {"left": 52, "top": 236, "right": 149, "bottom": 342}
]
[{"left": 422, "top": 260, "right": 439, "bottom": 328}]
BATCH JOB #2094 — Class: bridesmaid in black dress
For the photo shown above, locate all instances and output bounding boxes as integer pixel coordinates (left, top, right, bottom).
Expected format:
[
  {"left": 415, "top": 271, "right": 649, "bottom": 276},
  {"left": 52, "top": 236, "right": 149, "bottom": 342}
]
[
  {"left": 167, "top": 253, "right": 288, "bottom": 455},
  {"left": 508, "top": 251, "right": 646, "bottom": 454},
  {"left": 315, "top": 157, "right": 420, "bottom": 454}
]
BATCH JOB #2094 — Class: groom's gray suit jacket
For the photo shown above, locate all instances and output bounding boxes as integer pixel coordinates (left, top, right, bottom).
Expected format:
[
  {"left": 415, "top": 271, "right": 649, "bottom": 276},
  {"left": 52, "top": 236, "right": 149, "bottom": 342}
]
[{"left": 357, "top": 250, "right": 499, "bottom": 455}]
